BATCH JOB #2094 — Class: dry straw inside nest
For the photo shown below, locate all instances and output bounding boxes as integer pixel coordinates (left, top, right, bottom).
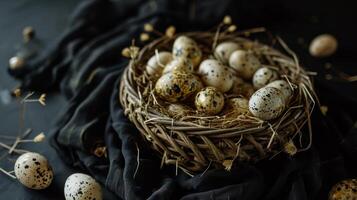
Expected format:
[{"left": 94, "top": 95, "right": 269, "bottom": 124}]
[{"left": 119, "top": 27, "right": 317, "bottom": 174}]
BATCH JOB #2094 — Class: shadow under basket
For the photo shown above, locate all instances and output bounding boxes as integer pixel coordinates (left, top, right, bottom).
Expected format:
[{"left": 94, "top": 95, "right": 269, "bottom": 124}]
[{"left": 119, "top": 31, "right": 316, "bottom": 173}]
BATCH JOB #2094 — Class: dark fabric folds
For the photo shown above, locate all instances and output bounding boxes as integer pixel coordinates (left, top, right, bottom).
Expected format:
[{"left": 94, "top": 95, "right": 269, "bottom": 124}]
[{"left": 8, "top": 0, "right": 357, "bottom": 199}]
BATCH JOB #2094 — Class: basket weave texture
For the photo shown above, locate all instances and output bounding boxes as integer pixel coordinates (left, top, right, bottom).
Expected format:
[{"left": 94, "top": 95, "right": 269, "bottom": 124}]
[{"left": 119, "top": 31, "right": 315, "bottom": 173}]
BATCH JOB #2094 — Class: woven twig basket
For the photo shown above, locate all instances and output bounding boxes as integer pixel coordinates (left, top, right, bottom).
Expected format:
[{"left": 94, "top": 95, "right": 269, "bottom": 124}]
[{"left": 119, "top": 30, "right": 316, "bottom": 173}]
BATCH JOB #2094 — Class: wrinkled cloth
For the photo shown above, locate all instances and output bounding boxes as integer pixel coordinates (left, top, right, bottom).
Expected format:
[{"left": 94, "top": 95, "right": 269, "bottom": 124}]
[{"left": 8, "top": 0, "right": 357, "bottom": 199}]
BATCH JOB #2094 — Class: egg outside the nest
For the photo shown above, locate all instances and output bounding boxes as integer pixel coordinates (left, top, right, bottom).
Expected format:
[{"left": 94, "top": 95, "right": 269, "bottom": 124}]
[
  {"left": 248, "top": 87, "right": 286, "bottom": 120},
  {"left": 14, "top": 152, "right": 53, "bottom": 190},
  {"left": 64, "top": 173, "right": 102, "bottom": 200},
  {"left": 195, "top": 87, "right": 225, "bottom": 115},
  {"left": 172, "top": 36, "right": 202, "bottom": 67},
  {"left": 155, "top": 71, "right": 203, "bottom": 103}
]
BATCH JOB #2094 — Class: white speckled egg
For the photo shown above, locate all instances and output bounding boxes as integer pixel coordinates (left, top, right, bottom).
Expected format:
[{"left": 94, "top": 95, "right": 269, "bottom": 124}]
[
  {"left": 155, "top": 71, "right": 203, "bottom": 102},
  {"left": 229, "top": 50, "right": 261, "bottom": 80},
  {"left": 252, "top": 67, "right": 279, "bottom": 89},
  {"left": 195, "top": 87, "right": 225, "bottom": 115},
  {"left": 172, "top": 36, "right": 202, "bottom": 67},
  {"left": 146, "top": 51, "right": 173, "bottom": 77},
  {"left": 162, "top": 57, "right": 194, "bottom": 74},
  {"left": 329, "top": 179, "right": 357, "bottom": 200},
  {"left": 249, "top": 87, "right": 285, "bottom": 120},
  {"left": 64, "top": 173, "right": 102, "bottom": 200},
  {"left": 230, "top": 77, "right": 255, "bottom": 97},
  {"left": 214, "top": 42, "right": 240, "bottom": 63},
  {"left": 227, "top": 97, "right": 249, "bottom": 115},
  {"left": 14, "top": 152, "right": 53, "bottom": 190},
  {"left": 198, "top": 59, "right": 234, "bottom": 93},
  {"left": 266, "top": 80, "right": 293, "bottom": 102}
]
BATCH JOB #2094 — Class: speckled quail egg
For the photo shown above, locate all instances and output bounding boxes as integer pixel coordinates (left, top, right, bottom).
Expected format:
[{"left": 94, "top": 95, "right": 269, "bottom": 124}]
[
  {"left": 167, "top": 104, "right": 191, "bottom": 117},
  {"left": 249, "top": 87, "right": 285, "bottom": 120},
  {"left": 155, "top": 71, "right": 203, "bottom": 102},
  {"left": 146, "top": 51, "right": 173, "bottom": 77},
  {"left": 226, "top": 97, "right": 249, "bottom": 115},
  {"left": 214, "top": 42, "right": 240, "bottom": 63},
  {"left": 14, "top": 152, "right": 53, "bottom": 190},
  {"left": 266, "top": 80, "right": 293, "bottom": 102},
  {"left": 198, "top": 59, "right": 234, "bottom": 93},
  {"left": 172, "top": 36, "right": 202, "bottom": 67},
  {"left": 229, "top": 50, "right": 261, "bottom": 80},
  {"left": 195, "top": 87, "right": 225, "bottom": 115},
  {"left": 329, "top": 179, "right": 357, "bottom": 200},
  {"left": 230, "top": 76, "right": 255, "bottom": 98},
  {"left": 64, "top": 173, "right": 102, "bottom": 200},
  {"left": 162, "top": 57, "right": 194, "bottom": 74},
  {"left": 252, "top": 67, "right": 279, "bottom": 89}
]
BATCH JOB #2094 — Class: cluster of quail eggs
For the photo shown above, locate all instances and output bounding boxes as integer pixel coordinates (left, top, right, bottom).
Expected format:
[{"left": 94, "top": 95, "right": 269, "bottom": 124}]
[
  {"left": 14, "top": 152, "right": 102, "bottom": 200},
  {"left": 148, "top": 36, "right": 294, "bottom": 120}
]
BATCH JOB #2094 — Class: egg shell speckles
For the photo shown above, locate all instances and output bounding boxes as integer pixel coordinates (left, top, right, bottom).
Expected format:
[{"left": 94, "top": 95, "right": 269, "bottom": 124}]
[
  {"left": 172, "top": 36, "right": 202, "bottom": 67},
  {"left": 14, "top": 152, "right": 53, "bottom": 190},
  {"left": 162, "top": 57, "right": 194, "bottom": 74},
  {"left": 64, "top": 173, "right": 102, "bottom": 200},
  {"left": 249, "top": 87, "right": 285, "bottom": 120},
  {"left": 146, "top": 51, "right": 173, "bottom": 77},
  {"left": 329, "top": 179, "right": 357, "bottom": 200},
  {"left": 214, "top": 42, "right": 240, "bottom": 63},
  {"left": 230, "top": 77, "right": 255, "bottom": 98},
  {"left": 195, "top": 87, "right": 225, "bottom": 115},
  {"left": 266, "top": 80, "right": 293, "bottom": 102},
  {"left": 227, "top": 97, "right": 249, "bottom": 115},
  {"left": 155, "top": 71, "right": 203, "bottom": 102},
  {"left": 229, "top": 50, "right": 261, "bottom": 80},
  {"left": 198, "top": 59, "right": 234, "bottom": 93},
  {"left": 252, "top": 67, "right": 279, "bottom": 89}
]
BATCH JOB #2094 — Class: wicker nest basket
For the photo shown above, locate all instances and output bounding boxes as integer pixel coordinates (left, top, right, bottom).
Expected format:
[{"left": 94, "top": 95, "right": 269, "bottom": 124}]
[{"left": 119, "top": 30, "right": 316, "bottom": 173}]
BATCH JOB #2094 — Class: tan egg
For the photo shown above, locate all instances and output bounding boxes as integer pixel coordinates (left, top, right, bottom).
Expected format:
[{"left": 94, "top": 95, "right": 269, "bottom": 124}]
[
  {"left": 226, "top": 97, "right": 249, "bottom": 115},
  {"left": 198, "top": 59, "right": 234, "bottom": 93},
  {"left": 146, "top": 51, "right": 173, "bottom": 77},
  {"left": 329, "top": 179, "right": 357, "bottom": 200},
  {"left": 266, "top": 80, "right": 293, "bottom": 102},
  {"left": 214, "top": 42, "right": 240, "bottom": 63},
  {"left": 155, "top": 71, "right": 203, "bottom": 102},
  {"left": 252, "top": 67, "right": 279, "bottom": 89},
  {"left": 249, "top": 87, "right": 285, "bottom": 120},
  {"left": 309, "top": 34, "right": 338, "bottom": 57},
  {"left": 229, "top": 50, "right": 261, "bottom": 80},
  {"left": 195, "top": 87, "right": 225, "bottom": 115},
  {"left": 172, "top": 36, "right": 202, "bottom": 67},
  {"left": 231, "top": 76, "right": 255, "bottom": 97},
  {"left": 162, "top": 57, "right": 194, "bottom": 74},
  {"left": 167, "top": 104, "right": 191, "bottom": 117}
]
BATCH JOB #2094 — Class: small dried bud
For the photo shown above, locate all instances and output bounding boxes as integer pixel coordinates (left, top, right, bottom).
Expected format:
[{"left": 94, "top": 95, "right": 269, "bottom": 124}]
[
  {"left": 223, "top": 15, "right": 232, "bottom": 25},
  {"left": 165, "top": 26, "right": 176, "bottom": 38},
  {"left": 129, "top": 46, "right": 140, "bottom": 59},
  {"left": 140, "top": 33, "right": 150, "bottom": 42},
  {"left": 227, "top": 25, "right": 237, "bottom": 33},
  {"left": 33, "top": 132, "right": 45, "bottom": 142},
  {"left": 284, "top": 140, "right": 297, "bottom": 156},
  {"left": 121, "top": 47, "right": 131, "bottom": 58},
  {"left": 13, "top": 89, "right": 22, "bottom": 98},
  {"left": 23, "top": 26, "right": 35, "bottom": 42},
  {"left": 222, "top": 160, "right": 233, "bottom": 171},
  {"left": 9, "top": 56, "right": 25, "bottom": 70},
  {"left": 93, "top": 146, "right": 107, "bottom": 157},
  {"left": 309, "top": 34, "right": 338, "bottom": 57},
  {"left": 144, "top": 23, "right": 154, "bottom": 32},
  {"left": 320, "top": 105, "right": 328, "bottom": 116},
  {"left": 39, "top": 94, "right": 46, "bottom": 106}
]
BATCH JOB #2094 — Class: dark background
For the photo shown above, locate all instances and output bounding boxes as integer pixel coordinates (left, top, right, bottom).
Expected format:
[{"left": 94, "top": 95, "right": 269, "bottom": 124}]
[{"left": 1, "top": 0, "right": 357, "bottom": 199}]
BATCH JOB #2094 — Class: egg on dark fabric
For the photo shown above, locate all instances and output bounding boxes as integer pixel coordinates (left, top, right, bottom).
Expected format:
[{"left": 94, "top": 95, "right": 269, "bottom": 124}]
[
  {"left": 172, "top": 36, "right": 202, "bottom": 67},
  {"left": 64, "top": 173, "right": 102, "bottom": 200},
  {"left": 329, "top": 179, "right": 357, "bottom": 200},
  {"left": 155, "top": 71, "right": 203, "bottom": 102},
  {"left": 14, "top": 152, "right": 53, "bottom": 190},
  {"left": 195, "top": 87, "right": 225, "bottom": 115}
]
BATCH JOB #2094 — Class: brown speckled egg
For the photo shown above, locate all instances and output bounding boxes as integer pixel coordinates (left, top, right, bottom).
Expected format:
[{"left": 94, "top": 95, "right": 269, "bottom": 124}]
[
  {"left": 214, "top": 42, "right": 240, "bottom": 63},
  {"left": 195, "top": 87, "right": 225, "bottom": 115},
  {"left": 146, "top": 51, "right": 173, "bottom": 77},
  {"left": 252, "top": 67, "right": 279, "bottom": 89},
  {"left": 162, "top": 57, "right": 194, "bottom": 74},
  {"left": 64, "top": 173, "right": 102, "bottom": 200},
  {"left": 14, "top": 152, "right": 53, "bottom": 190},
  {"left": 172, "top": 36, "right": 202, "bottom": 67},
  {"left": 229, "top": 50, "right": 261, "bottom": 80},
  {"left": 231, "top": 76, "right": 255, "bottom": 98},
  {"left": 155, "top": 71, "right": 203, "bottom": 102},
  {"left": 266, "top": 80, "right": 293, "bottom": 102},
  {"left": 329, "top": 179, "right": 357, "bottom": 200},
  {"left": 227, "top": 97, "right": 249, "bottom": 115},
  {"left": 198, "top": 59, "right": 234, "bottom": 93},
  {"left": 249, "top": 87, "right": 285, "bottom": 120}
]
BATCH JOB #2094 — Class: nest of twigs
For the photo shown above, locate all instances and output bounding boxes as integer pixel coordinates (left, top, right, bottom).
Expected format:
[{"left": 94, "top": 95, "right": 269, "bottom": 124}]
[{"left": 119, "top": 28, "right": 316, "bottom": 173}]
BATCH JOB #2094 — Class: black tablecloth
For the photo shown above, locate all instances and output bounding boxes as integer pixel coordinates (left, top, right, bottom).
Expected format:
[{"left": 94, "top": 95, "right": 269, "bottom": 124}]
[{"left": 1, "top": 0, "right": 357, "bottom": 200}]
